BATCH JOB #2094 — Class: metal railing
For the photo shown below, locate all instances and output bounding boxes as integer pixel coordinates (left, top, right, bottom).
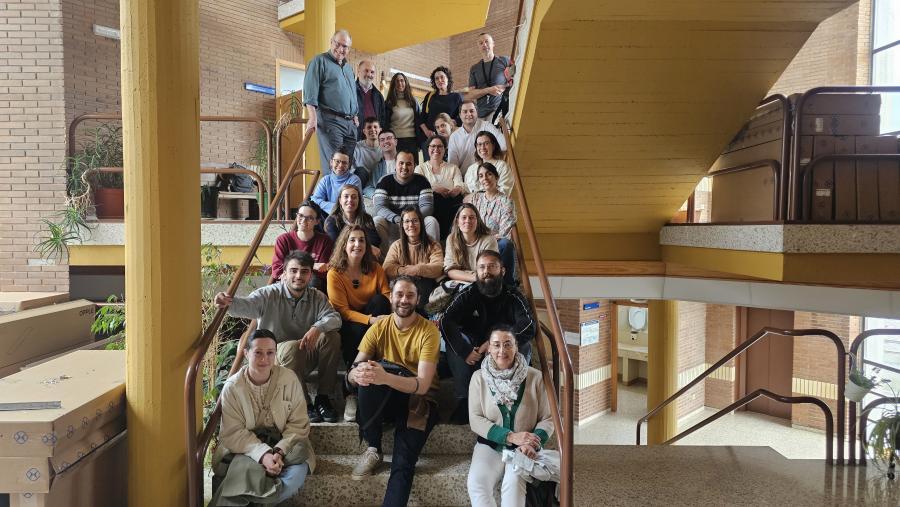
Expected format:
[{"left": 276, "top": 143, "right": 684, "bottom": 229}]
[
  {"left": 848, "top": 329, "right": 900, "bottom": 465},
  {"left": 499, "top": 117, "right": 575, "bottom": 506},
  {"left": 85, "top": 166, "right": 268, "bottom": 218},
  {"left": 67, "top": 113, "right": 277, "bottom": 216},
  {"left": 857, "top": 396, "right": 900, "bottom": 468},
  {"left": 636, "top": 327, "right": 847, "bottom": 464},
  {"left": 667, "top": 389, "right": 835, "bottom": 464},
  {"left": 184, "top": 121, "right": 316, "bottom": 507},
  {"left": 801, "top": 154, "right": 900, "bottom": 222},
  {"left": 789, "top": 85, "right": 900, "bottom": 220}
]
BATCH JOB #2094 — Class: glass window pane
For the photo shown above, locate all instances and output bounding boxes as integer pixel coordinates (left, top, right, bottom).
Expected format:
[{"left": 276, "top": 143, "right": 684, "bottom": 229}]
[
  {"left": 873, "top": 0, "right": 900, "bottom": 49},
  {"left": 872, "top": 46, "right": 900, "bottom": 133}
]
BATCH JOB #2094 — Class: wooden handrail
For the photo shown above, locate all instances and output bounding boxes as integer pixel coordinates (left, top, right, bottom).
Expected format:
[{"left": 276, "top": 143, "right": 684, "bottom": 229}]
[
  {"left": 636, "top": 327, "right": 847, "bottom": 464},
  {"left": 848, "top": 328, "right": 900, "bottom": 465},
  {"left": 184, "top": 122, "right": 315, "bottom": 507},
  {"left": 499, "top": 117, "right": 575, "bottom": 506},
  {"left": 666, "top": 389, "right": 835, "bottom": 464}
]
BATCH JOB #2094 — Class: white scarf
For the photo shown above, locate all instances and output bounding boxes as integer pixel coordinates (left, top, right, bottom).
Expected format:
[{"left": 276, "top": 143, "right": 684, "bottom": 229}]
[{"left": 481, "top": 352, "right": 528, "bottom": 409}]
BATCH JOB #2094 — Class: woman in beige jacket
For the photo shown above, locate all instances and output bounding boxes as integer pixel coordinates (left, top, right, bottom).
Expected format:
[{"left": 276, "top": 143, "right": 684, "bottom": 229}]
[
  {"left": 467, "top": 325, "right": 553, "bottom": 507},
  {"left": 382, "top": 206, "right": 444, "bottom": 310},
  {"left": 212, "top": 329, "right": 316, "bottom": 505}
]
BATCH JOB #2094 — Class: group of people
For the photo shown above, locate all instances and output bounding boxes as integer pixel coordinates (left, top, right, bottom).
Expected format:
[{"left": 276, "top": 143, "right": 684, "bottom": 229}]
[{"left": 211, "top": 29, "right": 553, "bottom": 507}]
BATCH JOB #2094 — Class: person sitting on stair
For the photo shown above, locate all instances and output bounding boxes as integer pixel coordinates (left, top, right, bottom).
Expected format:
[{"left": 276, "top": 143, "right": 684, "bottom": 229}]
[
  {"left": 345, "top": 276, "right": 440, "bottom": 507},
  {"left": 215, "top": 250, "right": 342, "bottom": 423},
  {"left": 440, "top": 249, "right": 536, "bottom": 424},
  {"left": 211, "top": 328, "right": 316, "bottom": 506}
]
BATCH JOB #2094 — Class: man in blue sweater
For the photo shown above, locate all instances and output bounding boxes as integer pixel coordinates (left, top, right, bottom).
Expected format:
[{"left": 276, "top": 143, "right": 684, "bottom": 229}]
[
  {"left": 311, "top": 148, "right": 362, "bottom": 214},
  {"left": 372, "top": 150, "right": 440, "bottom": 246}
]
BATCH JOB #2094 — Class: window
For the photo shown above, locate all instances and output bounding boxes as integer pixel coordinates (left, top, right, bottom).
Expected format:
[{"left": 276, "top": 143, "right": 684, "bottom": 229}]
[{"left": 872, "top": 0, "right": 900, "bottom": 133}]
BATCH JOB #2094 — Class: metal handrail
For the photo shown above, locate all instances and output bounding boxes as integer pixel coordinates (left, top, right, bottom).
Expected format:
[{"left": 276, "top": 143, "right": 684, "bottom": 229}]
[
  {"left": 666, "top": 389, "right": 834, "bottom": 464},
  {"left": 184, "top": 122, "right": 316, "bottom": 507},
  {"left": 801, "top": 154, "right": 900, "bottom": 222},
  {"left": 499, "top": 117, "right": 575, "bottom": 506},
  {"left": 857, "top": 396, "right": 900, "bottom": 466},
  {"left": 67, "top": 113, "right": 274, "bottom": 216},
  {"left": 789, "top": 86, "right": 900, "bottom": 220},
  {"left": 848, "top": 329, "right": 900, "bottom": 465},
  {"left": 636, "top": 327, "right": 847, "bottom": 464},
  {"left": 86, "top": 166, "right": 268, "bottom": 218}
]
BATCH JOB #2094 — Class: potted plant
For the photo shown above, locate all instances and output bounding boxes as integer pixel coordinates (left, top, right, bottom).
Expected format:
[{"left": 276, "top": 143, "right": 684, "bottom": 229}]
[
  {"left": 69, "top": 124, "right": 124, "bottom": 219},
  {"left": 34, "top": 194, "right": 94, "bottom": 262},
  {"left": 865, "top": 382, "right": 899, "bottom": 480},
  {"left": 92, "top": 295, "right": 126, "bottom": 350},
  {"left": 846, "top": 353, "right": 879, "bottom": 403}
]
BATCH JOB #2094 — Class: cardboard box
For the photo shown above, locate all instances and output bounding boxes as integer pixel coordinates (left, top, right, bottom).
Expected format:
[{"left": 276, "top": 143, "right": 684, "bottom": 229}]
[
  {"left": 8, "top": 431, "right": 127, "bottom": 507},
  {"left": 0, "top": 294, "right": 68, "bottom": 315},
  {"left": 725, "top": 121, "right": 784, "bottom": 152},
  {"left": 810, "top": 136, "right": 835, "bottom": 221},
  {"left": 854, "top": 136, "right": 892, "bottom": 221},
  {"left": 833, "top": 136, "right": 856, "bottom": 221},
  {"left": 0, "top": 351, "right": 125, "bottom": 494},
  {"left": 710, "top": 166, "right": 777, "bottom": 222},
  {"left": 801, "top": 93, "right": 882, "bottom": 115},
  {"left": 877, "top": 137, "right": 900, "bottom": 221},
  {"left": 0, "top": 300, "right": 94, "bottom": 370},
  {"left": 710, "top": 139, "right": 782, "bottom": 173},
  {"left": 800, "top": 114, "right": 880, "bottom": 136}
]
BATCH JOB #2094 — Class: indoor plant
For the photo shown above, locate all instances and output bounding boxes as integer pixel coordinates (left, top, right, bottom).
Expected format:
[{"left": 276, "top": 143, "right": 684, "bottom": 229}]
[
  {"left": 70, "top": 124, "right": 125, "bottom": 219},
  {"left": 865, "top": 382, "right": 899, "bottom": 480},
  {"left": 846, "top": 353, "right": 879, "bottom": 403}
]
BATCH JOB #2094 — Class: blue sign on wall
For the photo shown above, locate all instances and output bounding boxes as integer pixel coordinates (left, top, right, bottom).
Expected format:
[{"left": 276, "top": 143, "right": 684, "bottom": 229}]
[
  {"left": 583, "top": 302, "right": 600, "bottom": 311},
  {"left": 244, "top": 83, "right": 276, "bottom": 96}
]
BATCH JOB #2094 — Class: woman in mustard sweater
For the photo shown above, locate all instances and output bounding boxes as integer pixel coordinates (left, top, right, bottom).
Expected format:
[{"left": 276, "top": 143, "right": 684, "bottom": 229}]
[{"left": 327, "top": 224, "right": 391, "bottom": 421}]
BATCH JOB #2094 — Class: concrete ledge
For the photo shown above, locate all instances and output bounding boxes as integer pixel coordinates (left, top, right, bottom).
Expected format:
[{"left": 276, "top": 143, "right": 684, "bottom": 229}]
[{"left": 661, "top": 224, "right": 900, "bottom": 254}]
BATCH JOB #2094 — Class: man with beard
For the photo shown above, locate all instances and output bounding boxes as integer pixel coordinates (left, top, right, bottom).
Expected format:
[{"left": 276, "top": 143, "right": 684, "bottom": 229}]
[
  {"left": 215, "top": 250, "right": 342, "bottom": 423},
  {"left": 346, "top": 276, "right": 440, "bottom": 506},
  {"left": 439, "top": 249, "right": 536, "bottom": 424},
  {"left": 372, "top": 149, "right": 440, "bottom": 245}
]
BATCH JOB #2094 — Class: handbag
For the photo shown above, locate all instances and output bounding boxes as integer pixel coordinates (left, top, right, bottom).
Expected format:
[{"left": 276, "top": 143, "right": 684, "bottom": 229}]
[{"left": 425, "top": 279, "right": 467, "bottom": 315}]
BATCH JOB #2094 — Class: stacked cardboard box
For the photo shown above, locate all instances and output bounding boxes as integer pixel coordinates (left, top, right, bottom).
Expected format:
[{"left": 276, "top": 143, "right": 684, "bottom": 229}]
[
  {"left": 796, "top": 94, "right": 898, "bottom": 222},
  {"left": 0, "top": 293, "right": 69, "bottom": 316},
  {"left": 0, "top": 300, "right": 95, "bottom": 378},
  {"left": 0, "top": 351, "right": 126, "bottom": 507}
]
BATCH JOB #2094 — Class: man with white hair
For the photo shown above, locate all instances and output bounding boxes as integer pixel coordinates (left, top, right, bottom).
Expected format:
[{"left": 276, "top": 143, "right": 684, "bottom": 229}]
[
  {"left": 355, "top": 60, "right": 385, "bottom": 139},
  {"left": 303, "top": 29, "right": 359, "bottom": 176}
]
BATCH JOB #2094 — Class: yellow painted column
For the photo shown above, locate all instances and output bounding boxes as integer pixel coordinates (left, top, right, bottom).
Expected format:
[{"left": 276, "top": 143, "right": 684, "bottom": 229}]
[
  {"left": 647, "top": 300, "right": 678, "bottom": 445},
  {"left": 120, "top": 0, "right": 200, "bottom": 505},
  {"left": 304, "top": 0, "right": 336, "bottom": 172}
]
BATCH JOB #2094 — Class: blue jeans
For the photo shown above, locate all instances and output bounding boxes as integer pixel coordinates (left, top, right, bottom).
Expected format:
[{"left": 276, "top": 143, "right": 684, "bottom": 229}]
[
  {"left": 498, "top": 238, "right": 516, "bottom": 286},
  {"left": 271, "top": 462, "right": 310, "bottom": 503},
  {"left": 317, "top": 111, "right": 357, "bottom": 176}
]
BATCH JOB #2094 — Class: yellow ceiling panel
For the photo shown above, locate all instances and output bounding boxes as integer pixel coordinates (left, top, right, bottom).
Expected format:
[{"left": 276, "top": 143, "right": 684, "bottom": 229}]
[
  {"left": 510, "top": 0, "right": 852, "bottom": 242},
  {"left": 280, "top": 0, "right": 491, "bottom": 54}
]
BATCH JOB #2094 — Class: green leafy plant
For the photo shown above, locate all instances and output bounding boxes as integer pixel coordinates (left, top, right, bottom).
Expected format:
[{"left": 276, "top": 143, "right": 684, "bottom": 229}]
[
  {"left": 92, "top": 295, "right": 126, "bottom": 340},
  {"left": 69, "top": 124, "right": 124, "bottom": 192},
  {"left": 865, "top": 381, "right": 899, "bottom": 480},
  {"left": 34, "top": 218, "right": 79, "bottom": 261}
]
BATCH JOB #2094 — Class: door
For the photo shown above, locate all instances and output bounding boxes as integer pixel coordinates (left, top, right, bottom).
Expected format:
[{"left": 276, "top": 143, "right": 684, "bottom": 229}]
[{"left": 743, "top": 308, "right": 794, "bottom": 419}]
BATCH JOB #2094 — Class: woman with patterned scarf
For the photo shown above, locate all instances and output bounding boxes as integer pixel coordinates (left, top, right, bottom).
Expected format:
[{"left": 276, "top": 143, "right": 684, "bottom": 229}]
[{"left": 467, "top": 324, "right": 553, "bottom": 506}]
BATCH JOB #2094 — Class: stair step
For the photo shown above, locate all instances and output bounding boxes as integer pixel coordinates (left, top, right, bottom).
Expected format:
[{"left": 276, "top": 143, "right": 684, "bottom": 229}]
[
  {"left": 309, "top": 421, "right": 476, "bottom": 455},
  {"left": 295, "top": 453, "right": 471, "bottom": 506}
]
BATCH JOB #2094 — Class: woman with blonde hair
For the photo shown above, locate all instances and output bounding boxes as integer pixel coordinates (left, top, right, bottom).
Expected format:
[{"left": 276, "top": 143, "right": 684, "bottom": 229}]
[{"left": 444, "top": 203, "right": 498, "bottom": 283}]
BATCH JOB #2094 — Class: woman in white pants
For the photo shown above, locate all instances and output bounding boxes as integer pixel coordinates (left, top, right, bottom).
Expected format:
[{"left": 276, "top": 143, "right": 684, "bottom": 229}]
[{"left": 467, "top": 325, "right": 553, "bottom": 507}]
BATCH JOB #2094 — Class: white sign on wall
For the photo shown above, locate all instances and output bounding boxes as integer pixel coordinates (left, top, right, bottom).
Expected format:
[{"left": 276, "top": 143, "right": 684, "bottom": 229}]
[{"left": 580, "top": 320, "right": 600, "bottom": 346}]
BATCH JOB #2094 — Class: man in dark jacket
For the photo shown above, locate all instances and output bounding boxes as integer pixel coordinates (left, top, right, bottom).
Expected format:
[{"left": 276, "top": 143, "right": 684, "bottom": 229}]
[
  {"left": 439, "top": 249, "right": 536, "bottom": 424},
  {"left": 356, "top": 60, "right": 385, "bottom": 139}
]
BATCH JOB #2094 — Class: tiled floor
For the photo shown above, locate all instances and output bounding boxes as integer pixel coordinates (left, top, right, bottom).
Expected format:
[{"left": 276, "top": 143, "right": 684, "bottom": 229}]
[{"left": 575, "top": 382, "right": 838, "bottom": 459}]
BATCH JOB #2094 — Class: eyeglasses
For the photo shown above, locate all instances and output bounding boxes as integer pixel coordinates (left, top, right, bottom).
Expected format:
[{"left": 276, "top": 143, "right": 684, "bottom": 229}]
[
  {"left": 428, "top": 145, "right": 444, "bottom": 150},
  {"left": 332, "top": 159, "right": 350, "bottom": 166},
  {"left": 490, "top": 342, "right": 516, "bottom": 350},
  {"left": 297, "top": 214, "right": 318, "bottom": 222}
]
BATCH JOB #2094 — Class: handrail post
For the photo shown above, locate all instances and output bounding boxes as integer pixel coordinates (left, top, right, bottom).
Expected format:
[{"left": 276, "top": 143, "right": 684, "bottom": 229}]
[{"left": 500, "top": 118, "right": 574, "bottom": 506}]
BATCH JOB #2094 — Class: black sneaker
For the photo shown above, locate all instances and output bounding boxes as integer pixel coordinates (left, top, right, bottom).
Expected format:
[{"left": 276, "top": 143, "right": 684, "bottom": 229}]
[
  {"left": 315, "top": 395, "right": 338, "bottom": 423},
  {"left": 449, "top": 399, "right": 469, "bottom": 425},
  {"left": 307, "top": 396, "right": 323, "bottom": 423}
]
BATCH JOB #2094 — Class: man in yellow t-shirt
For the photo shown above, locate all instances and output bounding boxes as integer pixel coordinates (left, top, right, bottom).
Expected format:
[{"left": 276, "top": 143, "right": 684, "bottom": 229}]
[{"left": 346, "top": 275, "right": 439, "bottom": 506}]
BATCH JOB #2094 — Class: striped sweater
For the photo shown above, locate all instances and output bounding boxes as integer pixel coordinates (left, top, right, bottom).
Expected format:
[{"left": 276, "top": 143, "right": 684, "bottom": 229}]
[{"left": 372, "top": 173, "right": 435, "bottom": 224}]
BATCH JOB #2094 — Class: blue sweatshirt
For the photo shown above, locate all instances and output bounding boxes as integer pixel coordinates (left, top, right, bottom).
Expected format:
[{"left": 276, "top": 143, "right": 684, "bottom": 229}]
[{"left": 311, "top": 172, "right": 362, "bottom": 214}]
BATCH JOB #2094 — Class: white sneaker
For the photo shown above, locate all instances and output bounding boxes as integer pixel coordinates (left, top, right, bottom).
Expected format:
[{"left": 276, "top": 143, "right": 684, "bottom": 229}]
[
  {"left": 344, "top": 394, "right": 358, "bottom": 422},
  {"left": 352, "top": 447, "right": 382, "bottom": 480}
]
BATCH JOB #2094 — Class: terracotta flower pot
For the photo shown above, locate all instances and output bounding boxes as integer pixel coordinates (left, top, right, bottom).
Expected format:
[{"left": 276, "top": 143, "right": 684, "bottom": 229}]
[{"left": 95, "top": 188, "right": 125, "bottom": 219}]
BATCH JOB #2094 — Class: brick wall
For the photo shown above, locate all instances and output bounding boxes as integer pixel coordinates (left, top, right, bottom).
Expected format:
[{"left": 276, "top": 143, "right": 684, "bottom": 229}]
[
  {"left": 792, "top": 311, "right": 862, "bottom": 430},
  {"left": 677, "top": 302, "right": 706, "bottom": 416},
  {"left": 704, "top": 304, "right": 737, "bottom": 409},
  {"left": 0, "top": 0, "right": 69, "bottom": 292},
  {"left": 556, "top": 298, "right": 612, "bottom": 423},
  {"left": 448, "top": 0, "right": 518, "bottom": 93},
  {"left": 769, "top": 2, "right": 866, "bottom": 95}
]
